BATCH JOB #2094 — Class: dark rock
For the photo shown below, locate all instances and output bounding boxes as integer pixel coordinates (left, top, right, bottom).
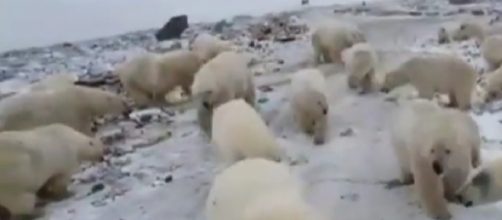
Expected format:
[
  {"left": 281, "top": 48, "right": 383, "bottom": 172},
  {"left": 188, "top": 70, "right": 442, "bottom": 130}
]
[
  {"left": 471, "top": 9, "right": 484, "bottom": 16},
  {"left": 449, "top": 0, "right": 474, "bottom": 4},
  {"left": 164, "top": 175, "right": 173, "bottom": 183},
  {"left": 340, "top": 128, "right": 354, "bottom": 137},
  {"left": 259, "top": 85, "right": 274, "bottom": 92},
  {"left": 275, "top": 36, "right": 296, "bottom": 42},
  {"left": 258, "top": 97, "right": 269, "bottom": 104},
  {"left": 301, "top": 0, "right": 309, "bottom": 5},
  {"left": 213, "top": 20, "right": 231, "bottom": 33},
  {"left": 90, "top": 183, "right": 105, "bottom": 194},
  {"left": 409, "top": 11, "right": 422, "bottom": 16},
  {"left": 155, "top": 15, "right": 189, "bottom": 41}
]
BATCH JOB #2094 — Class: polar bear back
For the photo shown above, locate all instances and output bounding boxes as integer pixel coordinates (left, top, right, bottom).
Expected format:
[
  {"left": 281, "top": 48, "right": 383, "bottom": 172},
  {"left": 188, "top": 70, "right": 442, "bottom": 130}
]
[
  {"left": 191, "top": 33, "right": 232, "bottom": 63},
  {"left": 211, "top": 99, "right": 280, "bottom": 163},
  {"left": 342, "top": 43, "right": 377, "bottom": 76},
  {"left": 290, "top": 69, "right": 327, "bottom": 98},
  {"left": 191, "top": 51, "right": 252, "bottom": 99},
  {"left": 206, "top": 158, "right": 302, "bottom": 220}
]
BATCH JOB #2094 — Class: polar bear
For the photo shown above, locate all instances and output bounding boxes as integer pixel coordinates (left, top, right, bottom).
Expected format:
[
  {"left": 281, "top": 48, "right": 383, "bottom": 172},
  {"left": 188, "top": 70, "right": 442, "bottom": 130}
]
[
  {"left": 290, "top": 69, "right": 329, "bottom": 145},
  {"left": 311, "top": 20, "right": 366, "bottom": 64},
  {"left": 451, "top": 20, "right": 486, "bottom": 43},
  {"left": 0, "top": 124, "right": 105, "bottom": 218},
  {"left": 190, "top": 33, "right": 233, "bottom": 63},
  {"left": 438, "top": 27, "right": 451, "bottom": 44},
  {"left": 380, "top": 54, "right": 476, "bottom": 110},
  {"left": 191, "top": 51, "right": 255, "bottom": 136},
  {"left": 117, "top": 49, "right": 202, "bottom": 107},
  {"left": 455, "top": 157, "right": 502, "bottom": 207},
  {"left": 211, "top": 99, "right": 280, "bottom": 164},
  {"left": 481, "top": 66, "right": 502, "bottom": 103},
  {"left": 481, "top": 35, "right": 502, "bottom": 71},
  {"left": 0, "top": 85, "right": 129, "bottom": 135},
  {"left": 27, "top": 73, "right": 78, "bottom": 92},
  {"left": 206, "top": 158, "right": 324, "bottom": 220},
  {"left": 341, "top": 42, "right": 378, "bottom": 93},
  {"left": 388, "top": 99, "right": 481, "bottom": 220}
]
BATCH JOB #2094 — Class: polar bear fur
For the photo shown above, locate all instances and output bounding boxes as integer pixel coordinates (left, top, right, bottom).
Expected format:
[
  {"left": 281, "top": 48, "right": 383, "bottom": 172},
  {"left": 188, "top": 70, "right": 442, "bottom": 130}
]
[
  {"left": 451, "top": 20, "right": 486, "bottom": 43},
  {"left": 0, "top": 85, "right": 129, "bottom": 135},
  {"left": 27, "top": 73, "right": 78, "bottom": 92},
  {"left": 211, "top": 99, "right": 280, "bottom": 164},
  {"left": 341, "top": 42, "right": 378, "bottom": 93},
  {"left": 455, "top": 157, "right": 502, "bottom": 207},
  {"left": 481, "top": 35, "right": 502, "bottom": 71},
  {"left": 290, "top": 69, "right": 329, "bottom": 145},
  {"left": 206, "top": 158, "right": 324, "bottom": 220},
  {"left": 311, "top": 20, "right": 366, "bottom": 64},
  {"left": 381, "top": 54, "right": 476, "bottom": 110},
  {"left": 190, "top": 33, "right": 233, "bottom": 63},
  {"left": 389, "top": 99, "right": 481, "bottom": 220},
  {"left": 117, "top": 49, "right": 202, "bottom": 106},
  {"left": 481, "top": 65, "right": 502, "bottom": 103},
  {"left": 191, "top": 51, "right": 255, "bottom": 136},
  {"left": 0, "top": 124, "right": 105, "bottom": 217}
]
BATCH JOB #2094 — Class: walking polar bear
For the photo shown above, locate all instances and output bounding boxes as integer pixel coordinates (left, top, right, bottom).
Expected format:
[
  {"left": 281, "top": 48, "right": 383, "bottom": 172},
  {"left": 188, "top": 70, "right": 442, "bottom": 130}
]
[
  {"left": 290, "top": 69, "right": 329, "bottom": 145},
  {"left": 190, "top": 33, "right": 233, "bottom": 63},
  {"left": 191, "top": 51, "right": 255, "bottom": 136},
  {"left": 0, "top": 85, "right": 129, "bottom": 135},
  {"left": 117, "top": 49, "right": 202, "bottom": 106},
  {"left": 389, "top": 99, "right": 481, "bottom": 220},
  {"left": 381, "top": 54, "right": 476, "bottom": 110},
  {"left": 206, "top": 158, "right": 325, "bottom": 220},
  {"left": 211, "top": 99, "right": 281, "bottom": 165},
  {"left": 0, "top": 124, "right": 105, "bottom": 218},
  {"left": 341, "top": 42, "right": 378, "bottom": 93},
  {"left": 311, "top": 20, "right": 366, "bottom": 64}
]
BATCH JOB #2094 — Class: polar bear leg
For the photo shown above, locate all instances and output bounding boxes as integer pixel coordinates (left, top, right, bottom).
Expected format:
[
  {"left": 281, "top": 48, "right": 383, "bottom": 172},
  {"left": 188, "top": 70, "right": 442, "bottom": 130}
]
[
  {"left": 472, "top": 147, "right": 481, "bottom": 168},
  {"left": 329, "top": 48, "right": 341, "bottom": 64},
  {"left": 39, "top": 174, "right": 74, "bottom": 200},
  {"left": 126, "top": 83, "right": 153, "bottom": 107},
  {"left": 9, "top": 192, "right": 41, "bottom": 218},
  {"left": 244, "top": 85, "right": 256, "bottom": 108},
  {"left": 417, "top": 87, "right": 434, "bottom": 100},
  {"left": 360, "top": 71, "right": 374, "bottom": 94},
  {"left": 453, "top": 87, "right": 472, "bottom": 110},
  {"left": 197, "top": 104, "right": 212, "bottom": 136},
  {"left": 413, "top": 159, "right": 451, "bottom": 220}
]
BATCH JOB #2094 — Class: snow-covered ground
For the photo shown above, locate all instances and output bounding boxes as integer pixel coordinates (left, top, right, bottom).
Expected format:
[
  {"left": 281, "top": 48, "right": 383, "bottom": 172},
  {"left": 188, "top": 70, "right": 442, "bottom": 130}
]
[
  {"left": 0, "top": 0, "right": 376, "bottom": 52},
  {"left": 2, "top": 0, "right": 502, "bottom": 220}
]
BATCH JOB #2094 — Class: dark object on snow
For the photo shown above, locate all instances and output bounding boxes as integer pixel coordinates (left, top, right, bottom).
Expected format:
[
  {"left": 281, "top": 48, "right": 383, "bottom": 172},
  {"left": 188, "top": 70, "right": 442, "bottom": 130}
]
[
  {"left": 301, "top": 0, "right": 309, "bottom": 5},
  {"left": 155, "top": 15, "right": 189, "bottom": 41},
  {"left": 471, "top": 9, "right": 484, "bottom": 16},
  {"left": 164, "top": 175, "right": 173, "bottom": 183},
  {"left": 449, "top": 0, "right": 474, "bottom": 5},
  {"left": 75, "top": 74, "right": 118, "bottom": 87},
  {"left": 213, "top": 19, "right": 231, "bottom": 33},
  {"left": 90, "top": 183, "right": 105, "bottom": 194}
]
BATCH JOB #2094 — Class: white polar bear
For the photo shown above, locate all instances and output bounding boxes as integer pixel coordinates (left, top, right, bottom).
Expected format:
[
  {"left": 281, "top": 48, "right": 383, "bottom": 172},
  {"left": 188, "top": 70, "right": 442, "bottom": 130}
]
[
  {"left": 290, "top": 68, "right": 329, "bottom": 145},
  {"left": 27, "top": 73, "right": 78, "bottom": 92},
  {"left": 190, "top": 33, "right": 233, "bottom": 63},
  {"left": 380, "top": 54, "right": 476, "bottom": 110},
  {"left": 0, "top": 85, "right": 129, "bottom": 135},
  {"left": 206, "top": 158, "right": 324, "bottom": 220},
  {"left": 389, "top": 99, "right": 481, "bottom": 220},
  {"left": 455, "top": 157, "right": 502, "bottom": 207},
  {"left": 191, "top": 51, "right": 255, "bottom": 136},
  {"left": 481, "top": 35, "right": 502, "bottom": 71},
  {"left": 117, "top": 49, "right": 202, "bottom": 107},
  {"left": 311, "top": 20, "right": 366, "bottom": 64},
  {"left": 451, "top": 21, "right": 486, "bottom": 43},
  {"left": 481, "top": 65, "right": 502, "bottom": 103},
  {"left": 0, "top": 124, "right": 105, "bottom": 218},
  {"left": 341, "top": 42, "right": 378, "bottom": 93},
  {"left": 211, "top": 99, "right": 281, "bottom": 165}
]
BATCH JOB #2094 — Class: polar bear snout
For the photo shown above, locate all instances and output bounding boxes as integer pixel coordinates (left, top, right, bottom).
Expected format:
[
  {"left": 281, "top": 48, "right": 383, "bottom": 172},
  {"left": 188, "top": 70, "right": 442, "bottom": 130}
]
[
  {"left": 455, "top": 195, "right": 473, "bottom": 207},
  {"left": 433, "top": 160, "right": 443, "bottom": 175}
]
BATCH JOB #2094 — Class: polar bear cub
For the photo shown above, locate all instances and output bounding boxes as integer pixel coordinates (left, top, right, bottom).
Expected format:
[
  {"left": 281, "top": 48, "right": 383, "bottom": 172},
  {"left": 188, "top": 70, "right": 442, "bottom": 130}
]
[
  {"left": 0, "top": 124, "right": 105, "bottom": 217},
  {"left": 341, "top": 42, "right": 378, "bottom": 93},
  {"left": 0, "top": 85, "right": 129, "bottom": 135},
  {"left": 481, "top": 35, "right": 502, "bottom": 71},
  {"left": 211, "top": 99, "right": 280, "bottom": 165},
  {"left": 190, "top": 33, "right": 233, "bottom": 63},
  {"left": 191, "top": 51, "right": 255, "bottom": 136},
  {"left": 290, "top": 69, "right": 329, "bottom": 145},
  {"left": 117, "top": 49, "right": 202, "bottom": 106},
  {"left": 389, "top": 99, "right": 481, "bottom": 220},
  {"left": 311, "top": 19, "right": 366, "bottom": 64},
  {"left": 381, "top": 54, "right": 476, "bottom": 110},
  {"left": 455, "top": 157, "right": 502, "bottom": 207},
  {"left": 206, "top": 158, "right": 324, "bottom": 220}
]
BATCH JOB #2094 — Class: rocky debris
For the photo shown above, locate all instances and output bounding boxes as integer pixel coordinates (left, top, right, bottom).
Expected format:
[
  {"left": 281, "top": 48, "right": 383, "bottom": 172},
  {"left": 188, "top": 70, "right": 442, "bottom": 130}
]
[
  {"left": 471, "top": 9, "right": 485, "bottom": 16},
  {"left": 449, "top": 0, "right": 475, "bottom": 5},
  {"left": 155, "top": 15, "right": 189, "bottom": 41},
  {"left": 248, "top": 15, "right": 308, "bottom": 42},
  {"left": 100, "top": 128, "right": 126, "bottom": 145},
  {"left": 213, "top": 20, "right": 232, "bottom": 33},
  {"left": 340, "top": 128, "right": 354, "bottom": 137}
]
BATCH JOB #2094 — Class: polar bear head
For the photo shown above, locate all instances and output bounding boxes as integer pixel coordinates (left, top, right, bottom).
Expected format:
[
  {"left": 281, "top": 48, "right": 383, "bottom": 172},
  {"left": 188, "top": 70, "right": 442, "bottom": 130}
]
[
  {"left": 455, "top": 168, "right": 494, "bottom": 207},
  {"left": 451, "top": 21, "right": 485, "bottom": 42}
]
